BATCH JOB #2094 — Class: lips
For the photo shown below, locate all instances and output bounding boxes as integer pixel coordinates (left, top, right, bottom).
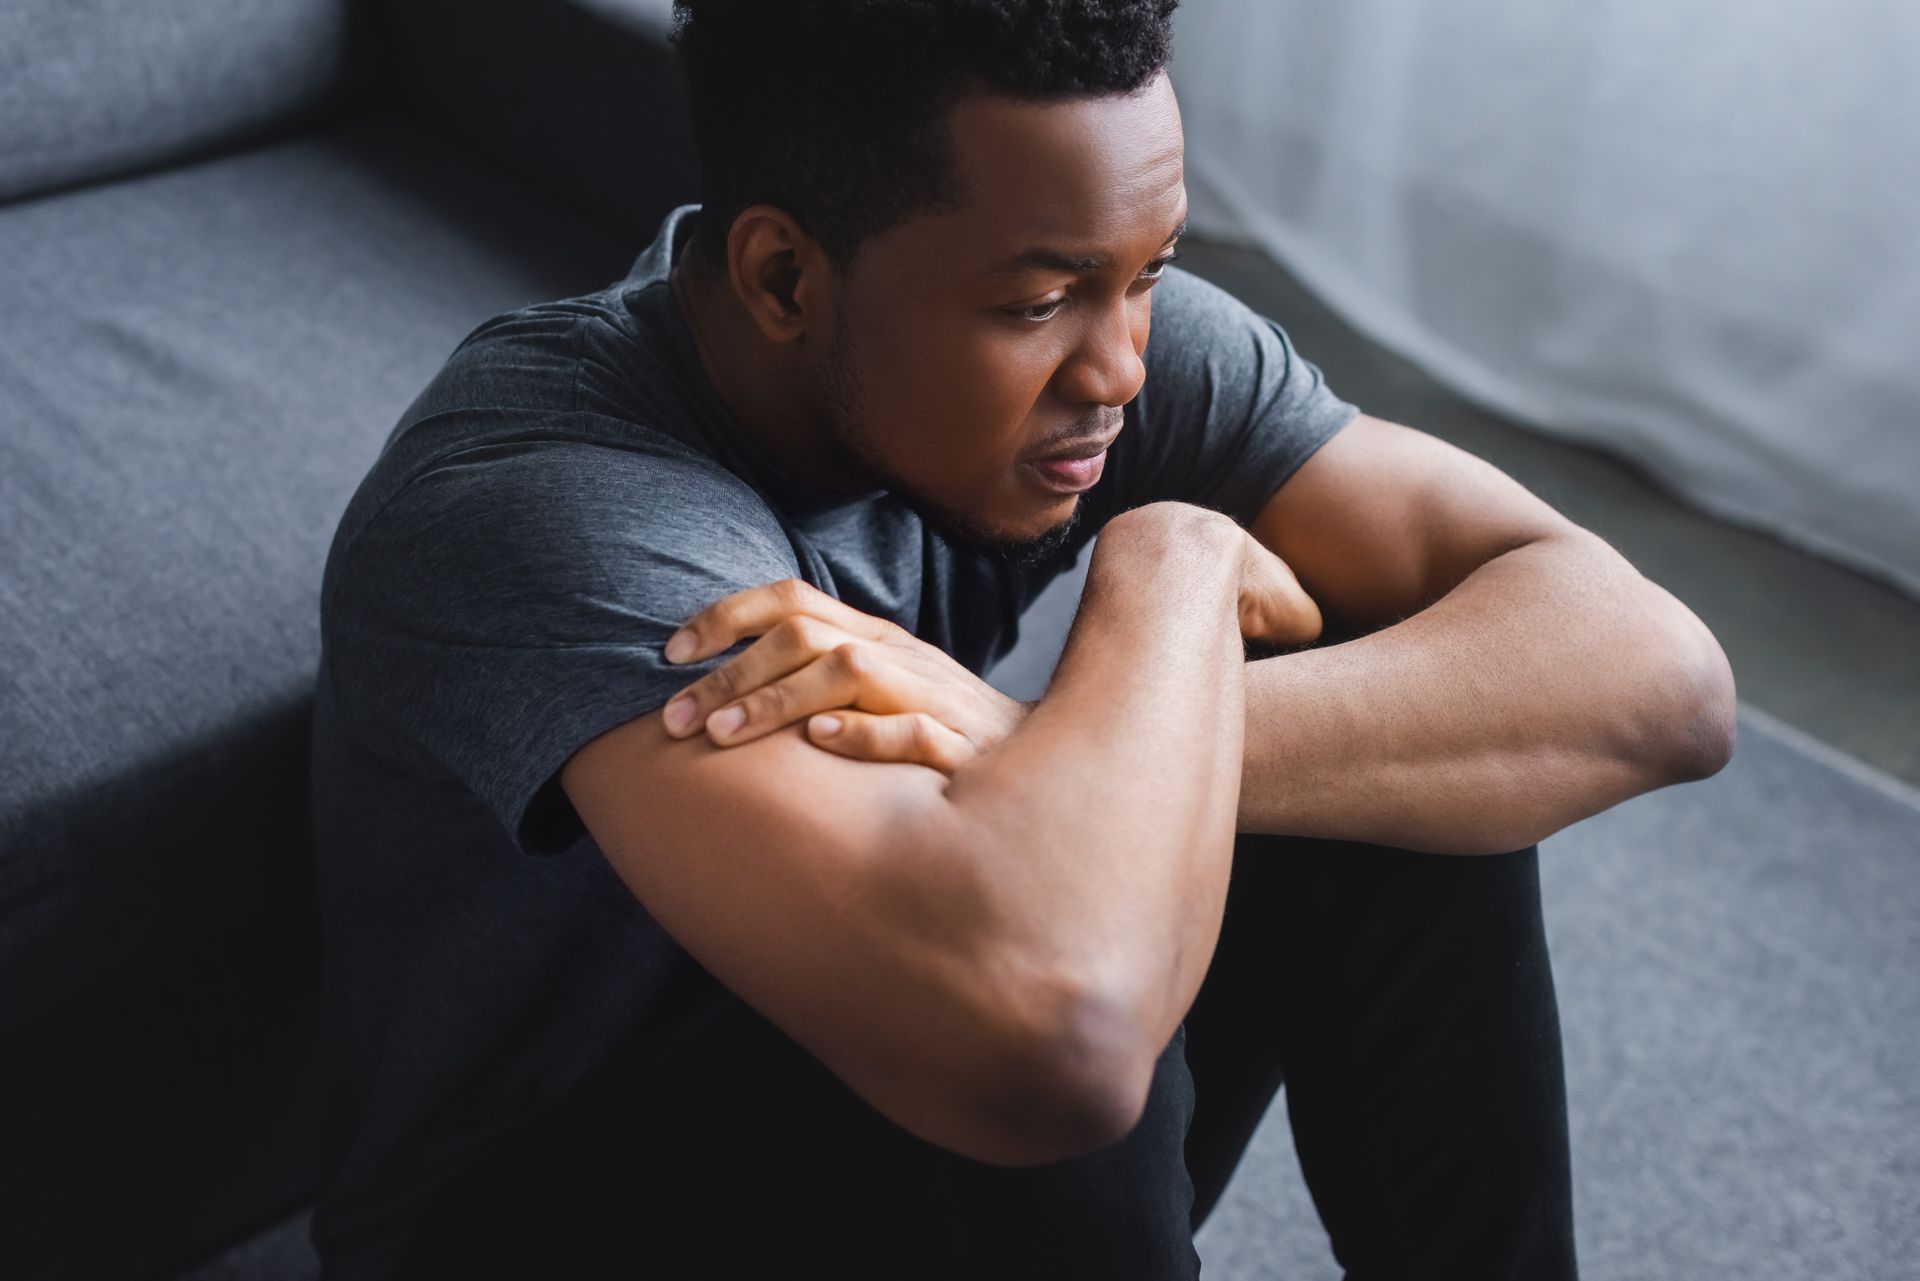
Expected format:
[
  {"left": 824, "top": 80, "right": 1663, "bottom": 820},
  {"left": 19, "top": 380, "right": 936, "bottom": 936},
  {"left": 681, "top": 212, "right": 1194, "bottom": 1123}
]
[
  {"left": 1028, "top": 418, "right": 1123, "bottom": 465},
  {"left": 1024, "top": 449, "right": 1108, "bottom": 494},
  {"left": 1031, "top": 440, "right": 1111, "bottom": 463},
  {"left": 1022, "top": 416, "right": 1121, "bottom": 494}
]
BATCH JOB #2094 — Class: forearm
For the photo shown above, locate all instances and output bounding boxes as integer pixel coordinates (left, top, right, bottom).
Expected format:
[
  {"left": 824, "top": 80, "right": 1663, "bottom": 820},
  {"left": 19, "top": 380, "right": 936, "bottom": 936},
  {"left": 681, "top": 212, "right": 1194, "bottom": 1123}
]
[
  {"left": 933, "top": 507, "right": 1245, "bottom": 1095},
  {"left": 1237, "top": 531, "right": 1738, "bottom": 854}
]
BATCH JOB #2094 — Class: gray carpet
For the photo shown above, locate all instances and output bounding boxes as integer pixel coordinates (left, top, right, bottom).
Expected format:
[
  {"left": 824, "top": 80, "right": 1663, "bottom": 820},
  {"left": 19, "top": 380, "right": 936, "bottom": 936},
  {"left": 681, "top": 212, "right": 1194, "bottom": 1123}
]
[
  {"left": 179, "top": 688, "right": 1920, "bottom": 1280},
  {"left": 1191, "top": 699, "right": 1920, "bottom": 1281}
]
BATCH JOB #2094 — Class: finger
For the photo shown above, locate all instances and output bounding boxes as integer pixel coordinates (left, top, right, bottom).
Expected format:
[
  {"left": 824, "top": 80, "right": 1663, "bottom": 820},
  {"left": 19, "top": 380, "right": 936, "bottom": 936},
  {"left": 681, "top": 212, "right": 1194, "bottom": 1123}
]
[
  {"left": 665, "top": 577, "right": 902, "bottom": 665},
  {"left": 661, "top": 614, "right": 853, "bottom": 738},
  {"left": 703, "top": 641, "right": 917, "bottom": 748},
  {"left": 1237, "top": 541, "right": 1324, "bottom": 647},
  {"left": 806, "top": 709, "right": 978, "bottom": 773},
  {"left": 1241, "top": 567, "right": 1323, "bottom": 647}
]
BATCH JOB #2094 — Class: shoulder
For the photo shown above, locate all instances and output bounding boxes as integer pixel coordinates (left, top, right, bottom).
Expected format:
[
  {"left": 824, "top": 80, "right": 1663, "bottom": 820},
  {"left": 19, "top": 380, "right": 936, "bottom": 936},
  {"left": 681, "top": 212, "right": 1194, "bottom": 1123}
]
[
  {"left": 1085, "top": 263, "right": 1358, "bottom": 528},
  {"left": 1136, "top": 262, "right": 1348, "bottom": 425},
  {"left": 1143, "top": 264, "right": 1267, "bottom": 370},
  {"left": 1131, "top": 264, "right": 1288, "bottom": 434},
  {"left": 322, "top": 435, "right": 797, "bottom": 639},
  {"left": 346, "top": 435, "right": 789, "bottom": 577},
  {"left": 333, "top": 285, "right": 783, "bottom": 583},
  {"left": 403, "top": 295, "right": 629, "bottom": 425}
]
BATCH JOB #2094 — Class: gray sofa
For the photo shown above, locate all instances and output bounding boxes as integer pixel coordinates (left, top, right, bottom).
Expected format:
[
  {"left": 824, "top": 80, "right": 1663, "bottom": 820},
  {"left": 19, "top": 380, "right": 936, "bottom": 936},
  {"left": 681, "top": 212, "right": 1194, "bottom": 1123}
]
[{"left": 0, "top": 2, "right": 721, "bottom": 1276}]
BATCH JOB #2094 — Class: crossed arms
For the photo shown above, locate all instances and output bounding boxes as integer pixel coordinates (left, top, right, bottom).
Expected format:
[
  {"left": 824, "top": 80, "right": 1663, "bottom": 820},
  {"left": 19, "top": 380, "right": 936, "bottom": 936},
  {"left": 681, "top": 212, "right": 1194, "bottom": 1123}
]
[{"left": 558, "top": 412, "right": 1737, "bottom": 1169}]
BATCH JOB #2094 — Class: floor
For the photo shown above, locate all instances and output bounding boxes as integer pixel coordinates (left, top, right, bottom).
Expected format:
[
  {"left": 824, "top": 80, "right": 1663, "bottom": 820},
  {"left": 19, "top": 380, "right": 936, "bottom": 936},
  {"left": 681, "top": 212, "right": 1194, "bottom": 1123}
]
[{"left": 1174, "top": 235, "right": 1920, "bottom": 790}]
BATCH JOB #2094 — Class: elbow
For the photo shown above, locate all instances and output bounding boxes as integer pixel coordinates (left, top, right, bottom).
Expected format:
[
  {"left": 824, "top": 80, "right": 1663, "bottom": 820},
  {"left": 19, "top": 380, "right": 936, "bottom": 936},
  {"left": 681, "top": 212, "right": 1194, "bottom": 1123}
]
[
  {"left": 913, "top": 816, "right": 1158, "bottom": 1166},
  {"left": 1677, "top": 661, "right": 1738, "bottom": 782},
  {"left": 1652, "top": 625, "right": 1739, "bottom": 783},
  {"left": 967, "top": 969, "right": 1156, "bottom": 1166}
]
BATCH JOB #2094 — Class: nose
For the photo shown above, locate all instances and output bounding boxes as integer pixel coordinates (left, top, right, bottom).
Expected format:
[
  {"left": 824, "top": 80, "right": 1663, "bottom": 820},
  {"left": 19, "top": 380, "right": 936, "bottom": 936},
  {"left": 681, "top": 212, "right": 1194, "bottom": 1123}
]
[{"left": 1059, "top": 295, "right": 1149, "bottom": 413}]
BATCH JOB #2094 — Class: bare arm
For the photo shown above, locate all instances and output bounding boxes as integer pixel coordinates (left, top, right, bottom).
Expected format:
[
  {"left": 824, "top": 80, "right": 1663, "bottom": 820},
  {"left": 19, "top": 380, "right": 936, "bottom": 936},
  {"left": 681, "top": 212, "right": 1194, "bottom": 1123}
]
[
  {"left": 1235, "top": 529, "right": 1738, "bottom": 854},
  {"left": 917, "top": 502, "right": 1258, "bottom": 1129},
  {"left": 1232, "top": 411, "right": 1738, "bottom": 855},
  {"left": 563, "top": 501, "right": 1289, "bottom": 1161}
]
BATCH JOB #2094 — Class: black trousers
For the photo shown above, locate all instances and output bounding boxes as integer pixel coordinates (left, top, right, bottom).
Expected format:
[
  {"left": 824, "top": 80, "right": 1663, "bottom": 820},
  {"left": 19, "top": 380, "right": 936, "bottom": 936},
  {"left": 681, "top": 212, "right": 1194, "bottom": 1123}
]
[{"left": 394, "top": 832, "right": 1578, "bottom": 1279}]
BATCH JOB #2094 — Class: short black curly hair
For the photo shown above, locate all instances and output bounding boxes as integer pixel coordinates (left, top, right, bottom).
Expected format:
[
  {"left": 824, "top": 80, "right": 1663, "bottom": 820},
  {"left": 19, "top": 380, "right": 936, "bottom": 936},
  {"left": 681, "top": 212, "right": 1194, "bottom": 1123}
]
[{"left": 667, "top": 0, "right": 1181, "bottom": 279}]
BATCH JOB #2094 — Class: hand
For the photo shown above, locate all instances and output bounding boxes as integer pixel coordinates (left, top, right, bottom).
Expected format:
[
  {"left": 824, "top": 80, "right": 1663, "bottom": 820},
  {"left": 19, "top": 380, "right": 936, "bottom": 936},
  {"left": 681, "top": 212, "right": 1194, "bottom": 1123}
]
[
  {"left": 1228, "top": 517, "right": 1324, "bottom": 648},
  {"left": 658, "top": 577, "right": 1033, "bottom": 771},
  {"left": 1100, "top": 501, "right": 1324, "bottom": 648}
]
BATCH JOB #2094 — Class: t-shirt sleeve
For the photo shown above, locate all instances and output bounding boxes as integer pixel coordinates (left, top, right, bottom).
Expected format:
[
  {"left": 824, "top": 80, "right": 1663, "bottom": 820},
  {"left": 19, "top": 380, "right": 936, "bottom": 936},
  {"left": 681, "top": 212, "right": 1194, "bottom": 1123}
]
[
  {"left": 1086, "top": 263, "right": 1362, "bottom": 531},
  {"left": 321, "top": 436, "right": 803, "bottom": 857}
]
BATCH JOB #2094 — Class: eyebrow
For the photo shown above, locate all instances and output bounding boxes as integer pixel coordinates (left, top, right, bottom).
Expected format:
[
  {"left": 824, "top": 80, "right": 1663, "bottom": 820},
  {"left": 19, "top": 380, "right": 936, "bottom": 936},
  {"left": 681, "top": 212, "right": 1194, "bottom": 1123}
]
[{"left": 983, "top": 213, "right": 1189, "bottom": 277}]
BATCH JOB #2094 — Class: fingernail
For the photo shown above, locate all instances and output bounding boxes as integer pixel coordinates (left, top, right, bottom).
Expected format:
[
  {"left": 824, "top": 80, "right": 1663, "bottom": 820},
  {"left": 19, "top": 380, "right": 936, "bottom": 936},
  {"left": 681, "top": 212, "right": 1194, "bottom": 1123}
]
[
  {"left": 811, "top": 714, "right": 842, "bottom": 737},
  {"left": 664, "top": 630, "right": 694, "bottom": 663},
  {"left": 664, "top": 697, "right": 695, "bottom": 733},
  {"left": 708, "top": 705, "right": 745, "bottom": 738}
]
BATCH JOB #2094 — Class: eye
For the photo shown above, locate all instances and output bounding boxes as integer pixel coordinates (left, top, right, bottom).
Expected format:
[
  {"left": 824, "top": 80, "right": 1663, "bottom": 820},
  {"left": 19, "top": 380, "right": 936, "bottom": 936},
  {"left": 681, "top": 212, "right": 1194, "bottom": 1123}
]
[
  {"left": 1010, "top": 297, "right": 1068, "bottom": 324},
  {"left": 1139, "top": 248, "right": 1181, "bottom": 282},
  {"left": 1004, "top": 251, "right": 1181, "bottom": 325}
]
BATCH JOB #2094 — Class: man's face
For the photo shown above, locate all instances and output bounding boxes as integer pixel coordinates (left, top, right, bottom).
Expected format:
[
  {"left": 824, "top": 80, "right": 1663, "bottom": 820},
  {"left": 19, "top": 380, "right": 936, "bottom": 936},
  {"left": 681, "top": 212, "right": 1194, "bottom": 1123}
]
[{"left": 805, "top": 71, "right": 1188, "bottom": 563}]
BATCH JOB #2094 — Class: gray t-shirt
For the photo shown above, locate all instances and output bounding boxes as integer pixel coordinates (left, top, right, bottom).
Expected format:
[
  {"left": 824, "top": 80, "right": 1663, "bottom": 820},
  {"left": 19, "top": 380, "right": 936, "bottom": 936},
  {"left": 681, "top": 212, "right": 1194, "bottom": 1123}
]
[{"left": 308, "top": 201, "right": 1358, "bottom": 1276}]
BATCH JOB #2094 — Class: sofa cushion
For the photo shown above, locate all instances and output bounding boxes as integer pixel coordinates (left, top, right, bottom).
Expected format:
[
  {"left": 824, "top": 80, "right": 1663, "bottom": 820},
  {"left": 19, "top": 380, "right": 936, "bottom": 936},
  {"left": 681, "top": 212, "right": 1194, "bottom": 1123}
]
[
  {"left": 0, "top": 109, "right": 659, "bottom": 1280},
  {"left": 0, "top": 0, "right": 370, "bottom": 204}
]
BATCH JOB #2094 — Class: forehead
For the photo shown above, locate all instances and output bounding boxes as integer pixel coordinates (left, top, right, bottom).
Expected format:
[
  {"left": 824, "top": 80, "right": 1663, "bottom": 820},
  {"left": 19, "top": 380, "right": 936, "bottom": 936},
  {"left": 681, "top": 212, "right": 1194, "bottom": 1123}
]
[{"left": 863, "top": 73, "right": 1187, "bottom": 283}]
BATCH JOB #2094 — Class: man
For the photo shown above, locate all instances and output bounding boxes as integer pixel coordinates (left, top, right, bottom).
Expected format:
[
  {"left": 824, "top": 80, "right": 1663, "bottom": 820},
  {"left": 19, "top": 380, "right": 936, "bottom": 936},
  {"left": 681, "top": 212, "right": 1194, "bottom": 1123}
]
[{"left": 308, "top": 1, "right": 1737, "bottom": 1277}]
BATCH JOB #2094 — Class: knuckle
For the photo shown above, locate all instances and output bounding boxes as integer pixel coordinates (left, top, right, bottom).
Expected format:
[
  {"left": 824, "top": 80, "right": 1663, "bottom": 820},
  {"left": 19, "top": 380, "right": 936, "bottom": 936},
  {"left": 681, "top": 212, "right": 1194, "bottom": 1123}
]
[
  {"left": 773, "top": 577, "right": 811, "bottom": 609},
  {"left": 909, "top": 712, "right": 940, "bottom": 753},
  {"left": 787, "top": 615, "right": 831, "bottom": 653},
  {"left": 706, "top": 663, "right": 739, "bottom": 699},
  {"left": 1102, "top": 503, "right": 1237, "bottom": 565},
  {"left": 831, "top": 641, "right": 869, "bottom": 680},
  {"left": 753, "top": 681, "right": 789, "bottom": 719}
]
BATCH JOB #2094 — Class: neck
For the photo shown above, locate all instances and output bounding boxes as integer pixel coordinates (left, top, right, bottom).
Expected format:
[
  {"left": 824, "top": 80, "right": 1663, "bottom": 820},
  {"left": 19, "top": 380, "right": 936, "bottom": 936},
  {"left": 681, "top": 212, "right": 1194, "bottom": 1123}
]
[{"left": 669, "top": 250, "right": 877, "bottom": 494}]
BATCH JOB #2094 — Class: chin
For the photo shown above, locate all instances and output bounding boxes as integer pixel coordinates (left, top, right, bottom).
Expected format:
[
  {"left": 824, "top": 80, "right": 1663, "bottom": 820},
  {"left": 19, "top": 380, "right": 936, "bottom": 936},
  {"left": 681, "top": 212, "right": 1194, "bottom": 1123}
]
[{"left": 952, "top": 498, "right": 1084, "bottom": 567}]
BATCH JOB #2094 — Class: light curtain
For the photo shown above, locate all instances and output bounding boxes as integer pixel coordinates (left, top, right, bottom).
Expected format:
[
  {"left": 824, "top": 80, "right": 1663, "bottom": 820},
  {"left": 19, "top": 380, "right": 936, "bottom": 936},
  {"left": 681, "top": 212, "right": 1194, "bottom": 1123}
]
[{"left": 1170, "top": 0, "right": 1920, "bottom": 599}]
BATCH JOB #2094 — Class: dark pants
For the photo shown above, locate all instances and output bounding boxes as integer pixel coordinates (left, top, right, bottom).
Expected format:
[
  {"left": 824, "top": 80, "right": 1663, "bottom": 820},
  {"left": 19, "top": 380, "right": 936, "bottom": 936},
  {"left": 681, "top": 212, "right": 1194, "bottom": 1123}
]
[{"left": 393, "top": 832, "right": 1578, "bottom": 1279}]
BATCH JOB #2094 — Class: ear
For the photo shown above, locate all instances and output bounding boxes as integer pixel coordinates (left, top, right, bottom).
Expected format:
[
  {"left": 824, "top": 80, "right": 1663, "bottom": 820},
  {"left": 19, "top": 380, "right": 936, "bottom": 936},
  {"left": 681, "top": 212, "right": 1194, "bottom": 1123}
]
[{"left": 722, "top": 203, "right": 836, "bottom": 345}]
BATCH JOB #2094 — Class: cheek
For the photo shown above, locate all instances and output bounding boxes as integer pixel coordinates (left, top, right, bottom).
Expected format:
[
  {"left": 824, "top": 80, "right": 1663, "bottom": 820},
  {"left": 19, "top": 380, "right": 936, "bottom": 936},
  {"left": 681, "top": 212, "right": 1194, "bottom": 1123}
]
[
  {"left": 933, "top": 332, "right": 1060, "bottom": 462},
  {"left": 862, "top": 314, "right": 1061, "bottom": 486}
]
